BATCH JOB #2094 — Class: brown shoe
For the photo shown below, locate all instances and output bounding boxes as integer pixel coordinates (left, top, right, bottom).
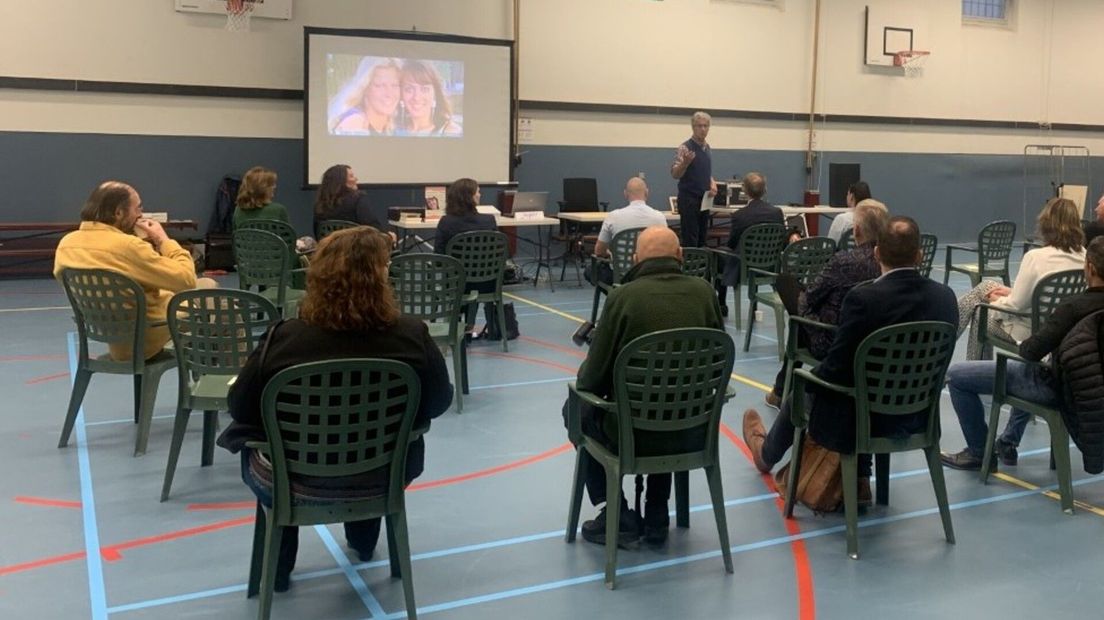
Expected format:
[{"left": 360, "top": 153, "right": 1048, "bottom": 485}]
[
  {"left": 742, "top": 409, "right": 772, "bottom": 473},
  {"left": 857, "top": 477, "right": 873, "bottom": 508},
  {"left": 764, "top": 391, "right": 782, "bottom": 411}
]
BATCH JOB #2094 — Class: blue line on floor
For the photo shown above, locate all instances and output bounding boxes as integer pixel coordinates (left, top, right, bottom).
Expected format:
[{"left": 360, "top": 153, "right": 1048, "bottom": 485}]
[
  {"left": 469, "top": 377, "right": 574, "bottom": 391},
  {"left": 315, "top": 525, "right": 387, "bottom": 618},
  {"left": 104, "top": 451, "right": 1090, "bottom": 615},
  {"left": 68, "top": 331, "right": 109, "bottom": 620},
  {"left": 85, "top": 413, "right": 176, "bottom": 428}
]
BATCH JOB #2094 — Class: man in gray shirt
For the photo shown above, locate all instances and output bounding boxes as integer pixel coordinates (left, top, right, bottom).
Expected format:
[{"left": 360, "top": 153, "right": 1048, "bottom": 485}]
[{"left": 594, "top": 176, "right": 668, "bottom": 258}]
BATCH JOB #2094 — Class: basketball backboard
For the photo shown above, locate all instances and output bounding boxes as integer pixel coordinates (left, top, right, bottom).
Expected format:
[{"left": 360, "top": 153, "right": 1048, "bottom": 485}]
[
  {"left": 864, "top": 4, "right": 929, "bottom": 68},
  {"left": 175, "top": 0, "right": 292, "bottom": 20}
]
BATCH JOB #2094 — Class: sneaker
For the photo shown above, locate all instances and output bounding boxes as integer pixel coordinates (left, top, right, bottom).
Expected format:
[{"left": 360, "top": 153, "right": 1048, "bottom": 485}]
[
  {"left": 581, "top": 506, "right": 641, "bottom": 548},
  {"left": 742, "top": 409, "right": 772, "bottom": 473},
  {"left": 764, "top": 392, "right": 782, "bottom": 411},
  {"left": 642, "top": 501, "right": 670, "bottom": 546},
  {"left": 940, "top": 448, "right": 996, "bottom": 472},
  {"left": 996, "top": 438, "right": 1018, "bottom": 467}
]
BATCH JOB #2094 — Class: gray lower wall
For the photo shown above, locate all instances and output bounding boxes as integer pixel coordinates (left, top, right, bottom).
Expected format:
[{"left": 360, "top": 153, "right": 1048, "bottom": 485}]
[{"left": 1, "top": 131, "right": 1100, "bottom": 247}]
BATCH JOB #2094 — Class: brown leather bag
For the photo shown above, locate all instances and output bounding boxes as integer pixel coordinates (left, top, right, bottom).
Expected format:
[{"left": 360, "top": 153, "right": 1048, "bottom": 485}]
[{"left": 775, "top": 435, "right": 843, "bottom": 514}]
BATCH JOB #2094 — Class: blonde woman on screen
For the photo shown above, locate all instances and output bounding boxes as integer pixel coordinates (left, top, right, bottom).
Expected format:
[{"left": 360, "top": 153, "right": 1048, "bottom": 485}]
[
  {"left": 330, "top": 57, "right": 402, "bottom": 135},
  {"left": 398, "top": 60, "right": 462, "bottom": 137}
]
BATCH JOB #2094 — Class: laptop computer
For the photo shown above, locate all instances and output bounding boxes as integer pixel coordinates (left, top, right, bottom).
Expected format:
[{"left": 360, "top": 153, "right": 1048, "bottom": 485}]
[{"left": 507, "top": 191, "right": 548, "bottom": 216}]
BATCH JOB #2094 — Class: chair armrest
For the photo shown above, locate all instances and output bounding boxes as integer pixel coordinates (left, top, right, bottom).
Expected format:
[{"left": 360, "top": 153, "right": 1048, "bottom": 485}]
[
  {"left": 748, "top": 267, "right": 780, "bottom": 279},
  {"left": 708, "top": 247, "right": 736, "bottom": 259},
  {"left": 946, "top": 243, "right": 978, "bottom": 253},
  {"left": 977, "top": 302, "right": 1030, "bottom": 319},
  {"left": 792, "top": 368, "right": 853, "bottom": 396},
  {"left": 724, "top": 383, "right": 737, "bottom": 402},
  {"left": 566, "top": 382, "right": 614, "bottom": 446},
  {"left": 789, "top": 315, "right": 836, "bottom": 332},
  {"left": 994, "top": 349, "right": 1029, "bottom": 365},
  {"left": 244, "top": 440, "right": 270, "bottom": 455},
  {"left": 462, "top": 290, "right": 479, "bottom": 304},
  {"left": 790, "top": 368, "right": 853, "bottom": 429}
]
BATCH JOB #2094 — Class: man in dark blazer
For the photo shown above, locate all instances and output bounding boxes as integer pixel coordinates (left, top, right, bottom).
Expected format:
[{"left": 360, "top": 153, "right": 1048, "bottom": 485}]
[
  {"left": 717, "top": 171, "right": 785, "bottom": 315},
  {"left": 743, "top": 216, "right": 958, "bottom": 495}
]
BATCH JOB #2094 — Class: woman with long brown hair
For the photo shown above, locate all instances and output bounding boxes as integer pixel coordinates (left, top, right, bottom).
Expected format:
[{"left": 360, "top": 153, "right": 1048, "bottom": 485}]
[
  {"left": 219, "top": 226, "right": 452, "bottom": 591},
  {"left": 312, "top": 164, "right": 388, "bottom": 239}
]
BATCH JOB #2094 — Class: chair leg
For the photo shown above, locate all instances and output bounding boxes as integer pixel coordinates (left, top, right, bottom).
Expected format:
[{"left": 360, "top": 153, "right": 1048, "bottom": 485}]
[
  {"left": 874, "top": 453, "right": 890, "bottom": 506},
  {"left": 247, "top": 502, "right": 266, "bottom": 598},
  {"left": 133, "top": 374, "right": 142, "bottom": 424},
  {"left": 565, "top": 448, "right": 586, "bottom": 542},
  {"left": 201, "top": 410, "right": 218, "bottom": 467},
  {"left": 390, "top": 511, "right": 418, "bottom": 619},
  {"left": 772, "top": 305, "right": 786, "bottom": 362},
  {"left": 980, "top": 401, "right": 1003, "bottom": 484},
  {"left": 924, "top": 446, "right": 956, "bottom": 544},
  {"left": 497, "top": 298, "right": 508, "bottom": 353},
  {"left": 452, "top": 341, "right": 464, "bottom": 413},
  {"left": 704, "top": 465, "right": 734, "bottom": 574},
  {"left": 743, "top": 297, "right": 756, "bottom": 352},
  {"left": 841, "top": 453, "right": 860, "bottom": 560},
  {"left": 59, "top": 368, "right": 93, "bottom": 448},
  {"left": 160, "top": 406, "right": 192, "bottom": 502},
  {"left": 675, "top": 471, "right": 690, "bottom": 528},
  {"left": 1050, "top": 419, "right": 1075, "bottom": 514},
  {"left": 732, "top": 283, "right": 742, "bottom": 332},
  {"left": 604, "top": 469, "right": 622, "bottom": 590},
  {"left": 134, "top": 368, "right": 166, "bottom": 457},
  {"left": 783, "top": 428, "right": 805, "bottom": 518},
  {"left": 590, "top": 286, "right": 603, "bottom": 324},
  {"left": 942, "top": 247, "right": 952, "bottom": 286},
  {"left": 257, "top": 518, "right": 284, "bottom": 620},
  {"left": 385, "top": 514, "right": 401, "bottom": 577}
]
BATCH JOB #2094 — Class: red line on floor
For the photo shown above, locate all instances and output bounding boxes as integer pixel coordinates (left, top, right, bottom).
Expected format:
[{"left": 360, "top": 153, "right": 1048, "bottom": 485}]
[
  {"left": 14, "top": 496, "right": 82, "bottom": 509},
  {"left": 720, "top": 421, "right": 816, "bottom": 620},
  {"left": 101, "top": 516, "right": 256, "bottom": 561},
  {"left": 0, "top": 552, "right": 87, "bottom": 577},
  {"left": 467, "top": 350, "right": 578, "bottom": 375},
  {"left": 24, "top": 371, "right": 70, "bottom": 385},
  {"left": 186, "top": 501, "right": 255, "bottom": 512},
  {"left": 0, "top": 354, "right": 67, "bottom": 362},
  {"left": 407, "top": 442, "right": 573, "bottom": 492},
  {"left": 516, "top": 335, "right": 587, "bottom": 359}
]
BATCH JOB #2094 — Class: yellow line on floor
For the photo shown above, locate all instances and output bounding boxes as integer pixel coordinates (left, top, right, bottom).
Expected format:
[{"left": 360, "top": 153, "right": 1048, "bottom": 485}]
[
  {"left": 0, "top": 306, "right": 69, "bottom": 313},
  {"left": 505, "top": 291, "right": 773, "bottom": 392},
  {"left": 992, "top": 471, "right": 1104, "bottom": 517}
]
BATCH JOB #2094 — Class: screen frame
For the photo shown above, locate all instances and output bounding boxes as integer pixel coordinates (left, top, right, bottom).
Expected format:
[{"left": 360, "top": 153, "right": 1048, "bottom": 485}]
[{"left": 303, "top": 27, "right": 516, "bottom": 189}]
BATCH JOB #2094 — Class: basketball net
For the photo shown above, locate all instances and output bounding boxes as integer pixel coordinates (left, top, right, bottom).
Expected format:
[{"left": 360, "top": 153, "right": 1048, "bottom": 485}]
[
  {"left": 225, "top": 0, "right": 254, "bottom": 32},
  {"left": 893, "top": 51, "right": 930, "bottom": 78}
]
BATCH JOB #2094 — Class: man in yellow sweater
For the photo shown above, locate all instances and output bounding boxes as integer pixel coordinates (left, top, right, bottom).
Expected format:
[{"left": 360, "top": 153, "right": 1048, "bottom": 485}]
[{"left": 54, "top": 181, "right": 212, "bottom": 361}]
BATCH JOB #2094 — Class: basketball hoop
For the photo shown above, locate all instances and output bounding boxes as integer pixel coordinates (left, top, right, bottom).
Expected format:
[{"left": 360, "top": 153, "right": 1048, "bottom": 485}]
[
  {"left": 225, "top": 0, "right": 255, "bottom": 32},
  {"left": 893, "top": 50, "right": 930, "bottom": 78}
]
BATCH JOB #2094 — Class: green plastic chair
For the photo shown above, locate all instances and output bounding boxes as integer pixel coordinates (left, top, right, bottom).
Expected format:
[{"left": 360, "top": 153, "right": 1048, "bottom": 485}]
[
  {"left": 980, "top": 351, "right": 1075, "bottom": 512},
  {"left": 680, "top": 247, "right": 713, "bottom": 281},
  {"left": 748, "top": 236, "right": 836, "bottom": 360},
  {"left": 245, "top": 359, "right": 422, "bottom": 620},
  {"left": 57, "top": 268, "right": 178, "bottom": 457},
  {"left": 837, "top": 228, "right": 856, "bottom": 252},
  {"left": 720, "top": 222, "right": 786, "bottom": 335},
  {"left": 390, "top": 253, "right": 469, "bottom": 412},
  {"left": 161, "top": 289, "right": 280, "bottom": 501},
  {"left": 588, "top": 227, "right": 645, "bottom": 324},
  {"left": 233, "top": 229, "right": 306, "bottom": 318},
  {"left": 565, "top": 328, "right": 736, "bottom": 589},
  {"left": 446, "top": 230, "right": 510, "bottom": 352},
  {"left": 317, "top": 219, "right": 360, "bottom": 239},
  {"left": 943, "top": 220, "right": 1017, "bottom": 287},
  {"left": 976, "top": 268, "right": 1086, "bottom": 358},
  {"left": 238, "top": 219, "right": 304, "bottom": 287},
  {"left": 779, "top": 315, "right": 836, "bottom": 404},
  {"left": 918, "top": 233, "right": 939, "bottom": 278},
  {"left": 786, "top": 321, "right": 957, "bottom": 560}
]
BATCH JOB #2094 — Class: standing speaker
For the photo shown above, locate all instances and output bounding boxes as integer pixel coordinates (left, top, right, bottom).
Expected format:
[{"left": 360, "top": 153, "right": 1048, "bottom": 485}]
[{"left": 828, "top": 163, "right": 861, "bottom": 207}]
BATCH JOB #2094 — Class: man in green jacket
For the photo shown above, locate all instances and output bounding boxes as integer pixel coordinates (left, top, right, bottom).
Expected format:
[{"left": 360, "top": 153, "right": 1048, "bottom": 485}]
[{"left": 567, "top": 226, "right": 725, "bottom": 547}]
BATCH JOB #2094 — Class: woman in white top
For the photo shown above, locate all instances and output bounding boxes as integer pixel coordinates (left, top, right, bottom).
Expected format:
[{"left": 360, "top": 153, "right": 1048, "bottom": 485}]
[{"left": 957, "top": 197, "right": 1087, "bottom": 359}]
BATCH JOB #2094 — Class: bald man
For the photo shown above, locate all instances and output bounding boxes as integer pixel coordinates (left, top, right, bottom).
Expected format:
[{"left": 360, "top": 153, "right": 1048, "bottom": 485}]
[
  {"left": 567, "top": 226, "right": 725, "bottom": 548},
  {"left": 587, "top": 177, "right": 669, "bottom": 287}
]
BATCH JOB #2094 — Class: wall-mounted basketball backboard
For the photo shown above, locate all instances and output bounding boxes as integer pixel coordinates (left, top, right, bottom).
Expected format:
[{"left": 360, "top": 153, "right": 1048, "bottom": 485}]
[
  {"left": 175, "top": 0, "right": 292, "bottom": 20},
  {"left": 864, "top": 4, "right": 928, "bottom": 67}
]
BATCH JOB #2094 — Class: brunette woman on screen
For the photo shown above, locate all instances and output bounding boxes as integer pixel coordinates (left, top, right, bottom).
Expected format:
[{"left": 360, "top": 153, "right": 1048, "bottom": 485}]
[
  {"left": 434, "top": 178, "right": 497, "bottom": 295},
  {"left": 398, "top": 60, "right": 462, "bottom": 137},
  {"left": 312, "top": 164, "right": 392, "bottom": 241},
  {"left": 330, "top": 57, "right": 402, "bottom": 135},
  {"left": 220, "top": 226, "right": 452, "bottom": 590}
]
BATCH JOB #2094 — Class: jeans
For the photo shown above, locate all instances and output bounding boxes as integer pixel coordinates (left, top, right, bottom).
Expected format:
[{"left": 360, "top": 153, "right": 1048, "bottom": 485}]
[{"left": 945, "top": 360, "right": 1058, "bottom": 457}]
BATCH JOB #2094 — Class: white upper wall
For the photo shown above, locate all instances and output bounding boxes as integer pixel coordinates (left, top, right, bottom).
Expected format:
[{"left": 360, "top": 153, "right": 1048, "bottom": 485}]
[{"left": 0, "top": 0, "right": 1100, "bottom": 152}]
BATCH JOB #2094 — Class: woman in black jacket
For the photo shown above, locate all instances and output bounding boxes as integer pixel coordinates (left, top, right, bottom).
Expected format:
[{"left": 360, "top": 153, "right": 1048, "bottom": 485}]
[
  {"left": 219, "top": 226, "right": 452, "bottom": 591},
  {"left": 434, "top": 177, "right": 498, "bottom": 293},
  {"left": 312, "top": 164, "right": 392, "bottom": 241}
]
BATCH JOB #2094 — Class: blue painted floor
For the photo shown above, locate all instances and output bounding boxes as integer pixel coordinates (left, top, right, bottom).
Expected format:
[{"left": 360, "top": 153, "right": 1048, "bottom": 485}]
[{"left": 1, "top": 253, "right": 1102, "bottom": 619}]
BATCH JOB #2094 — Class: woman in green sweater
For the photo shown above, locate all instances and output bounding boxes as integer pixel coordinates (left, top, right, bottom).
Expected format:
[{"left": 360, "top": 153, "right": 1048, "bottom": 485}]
[{"left": 233, "top": 166, "right": 289, "bottom": 228}]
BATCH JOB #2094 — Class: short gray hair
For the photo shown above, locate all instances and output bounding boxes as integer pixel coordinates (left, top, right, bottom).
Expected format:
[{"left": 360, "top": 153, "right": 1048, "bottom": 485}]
[
  {"left": 853, "top": 199, "right": 889, "bottom": 244},
  {"left": 691, "top": 111, "right": 711, "bottom": 124}
]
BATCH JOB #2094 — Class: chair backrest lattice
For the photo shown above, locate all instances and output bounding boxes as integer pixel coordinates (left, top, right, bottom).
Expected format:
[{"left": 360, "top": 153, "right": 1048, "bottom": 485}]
[
  {"left": 234, "top": 229, "right": 290, "bottom": 290},
  {"left": 59, "top": 268, "right": 144, "bottom": 348},
  {"left": 317, "top": 219, "right": 360, "bottom": 239},
  {"left": 168, "top": 289, "right": 280, "bottom": 379},
  {"left": 609, "top": 227, "right": 645, "bottom": 282},
  {"left": 239, "top": 219, "right": 297, "bottom": 251},
  {"left": 1031, "top": 269, "right": 1086, "bottom": 332},
  {"left": 838, "top": 229, "right": 857, "bottom": 252},
  {"left": 781, "top": 237, "right": 836, "bottom": 287},
  {"left": 739, "top": 223, "right": 787, "bottom": 272},
  {"left": 852, "top": 322, "right": 956, "bottom": 451},
  {"left": 389, "top": 254, "right": 465, "bottom": 324},
  {"left": 681, "top": 247, "right": 712, "bottom": 280},
  {"left": 261, "top": 360, "right": 420, "bottom": 479},
  {"left": 446, "top": 231, "right": 508, "bottom": 291},
  {"left": 919, "top": 233, "right": 939, "bottom": 278},
  {"left": 612, "top": 329, "right": 735, "bottom": 464},
  {"left": 978, "top": 220, "right": 1017, "bottom": 270}
]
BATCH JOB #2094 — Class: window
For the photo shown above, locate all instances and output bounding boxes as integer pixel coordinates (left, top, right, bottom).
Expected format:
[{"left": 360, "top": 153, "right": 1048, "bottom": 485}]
[{"left": 963, "top": 0, "right": 1010, "bottom": 23}]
